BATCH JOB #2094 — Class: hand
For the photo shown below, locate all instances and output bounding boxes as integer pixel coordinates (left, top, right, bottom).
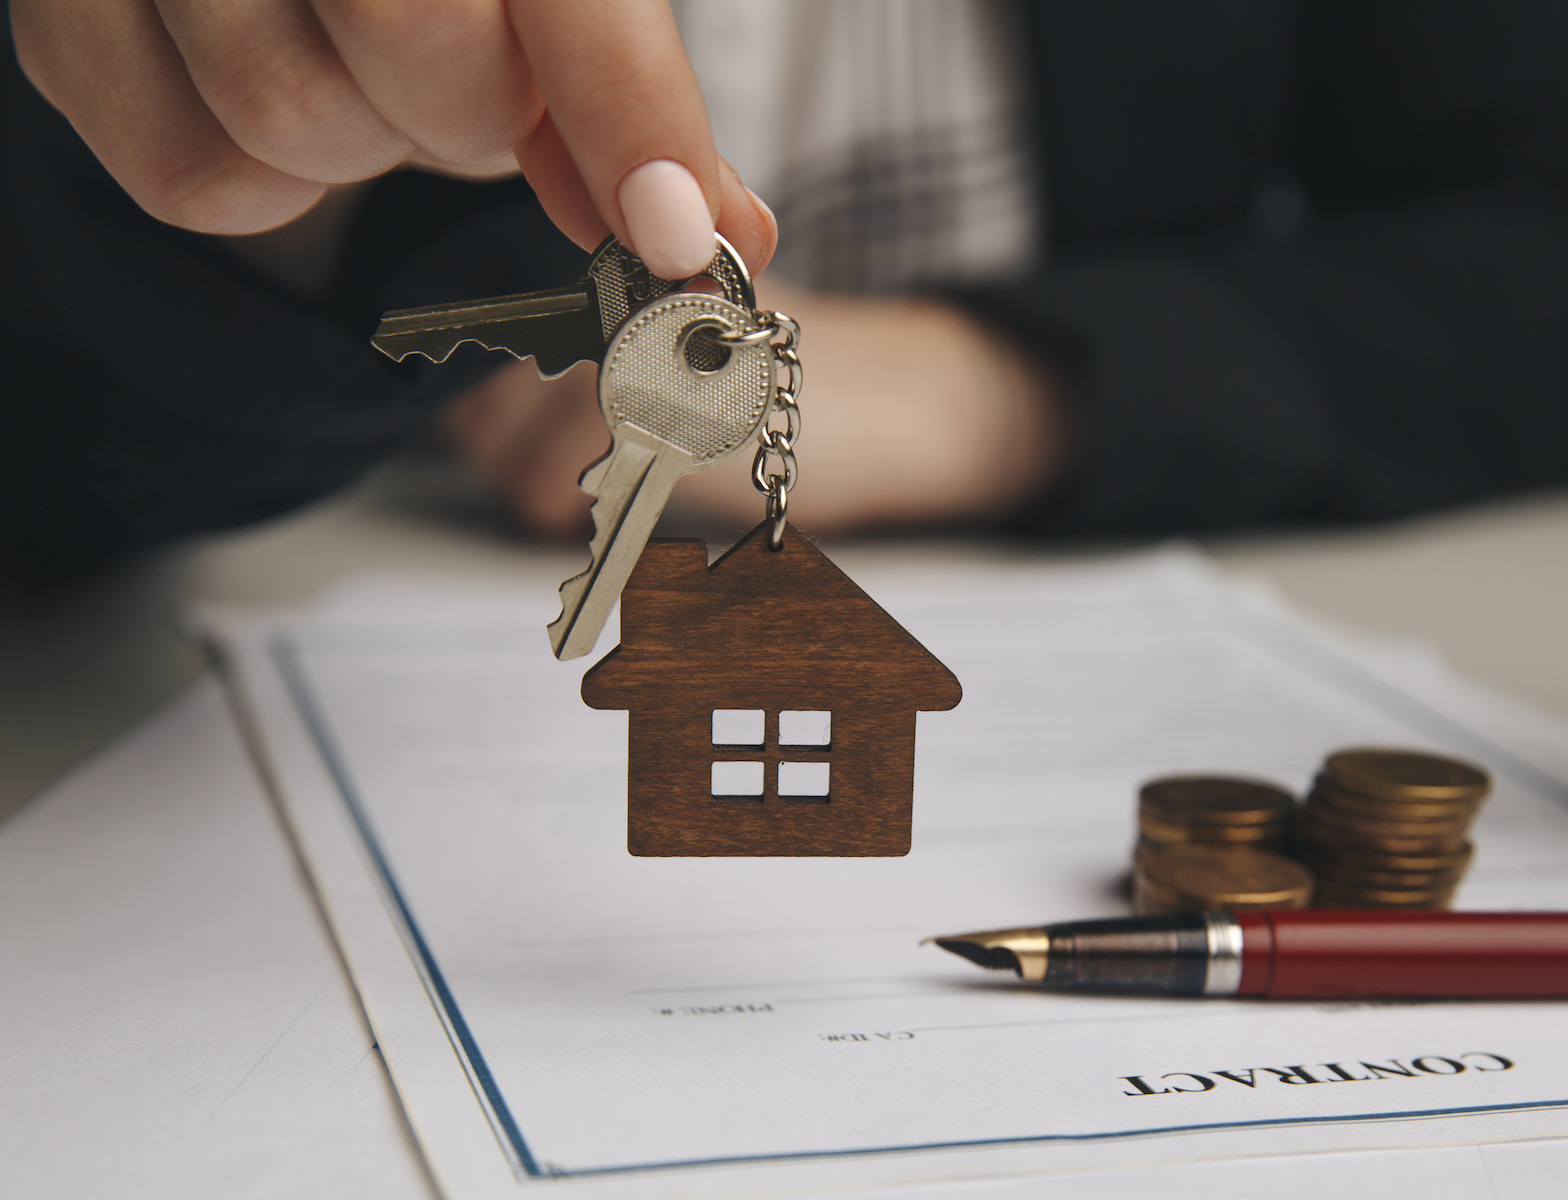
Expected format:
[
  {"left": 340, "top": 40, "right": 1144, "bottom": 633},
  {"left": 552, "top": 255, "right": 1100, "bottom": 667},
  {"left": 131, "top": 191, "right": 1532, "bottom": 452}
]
[
  {"left": 10, "top": 0, "right": 775, "bottom": 278},
  {"left": 442, "top": 280, "right": 1069, "bottom": 539}
]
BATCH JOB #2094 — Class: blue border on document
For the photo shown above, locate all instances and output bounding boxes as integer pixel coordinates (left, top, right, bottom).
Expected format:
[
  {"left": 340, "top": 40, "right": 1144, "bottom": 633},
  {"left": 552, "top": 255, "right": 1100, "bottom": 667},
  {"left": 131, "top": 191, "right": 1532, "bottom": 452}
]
[
  {"left": 273, "top": 614, "right": 1568, "bottom": 1181},
  {"left": 273, "top": 641, "right": 541, "bottom": 1179}
]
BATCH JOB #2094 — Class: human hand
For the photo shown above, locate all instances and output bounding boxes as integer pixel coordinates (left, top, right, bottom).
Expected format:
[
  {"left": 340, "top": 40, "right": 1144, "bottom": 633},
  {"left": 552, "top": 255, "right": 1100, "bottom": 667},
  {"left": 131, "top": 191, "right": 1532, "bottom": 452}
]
[
  {"left": 10, "top": 0, "right": 775, "bottom": 279},
  {"left": 442, "top": 280, "right": 1068, "bottom": 539}
]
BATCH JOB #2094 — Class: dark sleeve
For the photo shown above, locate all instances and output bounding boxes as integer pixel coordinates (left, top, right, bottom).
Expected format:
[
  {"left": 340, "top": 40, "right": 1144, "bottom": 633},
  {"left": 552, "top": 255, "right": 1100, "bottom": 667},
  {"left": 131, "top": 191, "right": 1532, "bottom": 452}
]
[
  {"left": 0, "top": 16, "right": 582, "bottom": 582},
  {"left": 969, "top": 1, "right": 1568, "bottom": 536}
]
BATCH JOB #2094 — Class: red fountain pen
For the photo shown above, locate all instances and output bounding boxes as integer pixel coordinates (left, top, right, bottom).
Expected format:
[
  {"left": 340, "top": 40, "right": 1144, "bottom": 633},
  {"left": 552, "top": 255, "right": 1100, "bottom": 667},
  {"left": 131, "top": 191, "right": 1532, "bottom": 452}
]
[{"left": 927, "top": 911, "right": 1568, "bottom": 999}]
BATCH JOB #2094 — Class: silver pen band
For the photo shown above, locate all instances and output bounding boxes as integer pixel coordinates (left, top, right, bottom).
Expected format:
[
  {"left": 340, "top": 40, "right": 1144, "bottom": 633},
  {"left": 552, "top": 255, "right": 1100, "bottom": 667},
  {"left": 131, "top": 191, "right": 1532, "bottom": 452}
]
[{"left": 1201, "top": 913, "right": 1245, "bottom": 995}]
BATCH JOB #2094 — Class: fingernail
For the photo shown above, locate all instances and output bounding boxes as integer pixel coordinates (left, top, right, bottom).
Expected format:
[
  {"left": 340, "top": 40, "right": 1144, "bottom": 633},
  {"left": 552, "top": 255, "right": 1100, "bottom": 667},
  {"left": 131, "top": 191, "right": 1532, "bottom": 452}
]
[
  {"left": 617, "top": 159, "right": 716, "bottom": 280},
  {"left": 745, "top": 186, "right": 777, "bottom": 237}
]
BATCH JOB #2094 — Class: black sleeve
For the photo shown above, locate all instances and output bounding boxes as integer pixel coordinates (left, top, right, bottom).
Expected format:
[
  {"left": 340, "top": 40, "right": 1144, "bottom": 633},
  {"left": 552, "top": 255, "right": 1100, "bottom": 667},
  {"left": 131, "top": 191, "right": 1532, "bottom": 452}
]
[
  {"left": 969, "top": 1, "right": 1568, "bottom": 537},
  {"left": 0, "top": 14, "right": 582, "bottom": 582}
]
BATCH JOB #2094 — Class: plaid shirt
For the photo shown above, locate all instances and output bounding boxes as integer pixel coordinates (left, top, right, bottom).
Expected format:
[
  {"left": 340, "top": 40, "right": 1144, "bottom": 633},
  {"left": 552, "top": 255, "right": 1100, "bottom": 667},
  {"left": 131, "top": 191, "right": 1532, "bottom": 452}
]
[{"left": 675, "top": 0, "right": 1039, "bottom": 292}]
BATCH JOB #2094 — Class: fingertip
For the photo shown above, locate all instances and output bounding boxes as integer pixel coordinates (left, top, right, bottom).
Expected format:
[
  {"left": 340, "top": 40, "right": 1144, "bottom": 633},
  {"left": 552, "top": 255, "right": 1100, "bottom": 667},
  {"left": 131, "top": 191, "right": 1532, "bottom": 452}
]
[
  {"left": 715, "top": 157, "right": 776, "bottom": 275},
  {"left": 746, "top": 187, "right": 777, "bottom": 240},
  {"left": 148, "top": 151, "right": 328, "bottom": 235},
  {"left": 741, "top": 185, "right": 778, "bottom": 274},
  {"left": 616, "top": 158, "right": 716, "bottom": 280}
]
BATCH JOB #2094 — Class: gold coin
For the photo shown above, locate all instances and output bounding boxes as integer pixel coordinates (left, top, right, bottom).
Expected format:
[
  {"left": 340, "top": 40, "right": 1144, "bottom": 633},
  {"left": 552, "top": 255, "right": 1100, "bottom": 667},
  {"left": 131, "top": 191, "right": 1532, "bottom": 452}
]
[
  {"left": 1324, "top": 748, "right": 1490, "bottom": 803},
  {"left": 1307, "top": 843, "right": 1474, "bottom": 873},
  {"left": 1135, "top": 869, "right": 1313, "bottom": 914},
  {"left": 1132, "top": 836, "right": 1285, "bottom": 871},
  {"left": 1304, "top": 857, "right": 1468, "bottom": 890},
  {"left": 1139, "top": 775, "right": 1298, "bottom": 827},
  {"left": 1299, "top": 810, "right": 1469, "bottom": 855},
  {"left": 1139, "top": 815, "right": 1287, "bottom": 846},
  {"left": 1135, "top": 871, "right": 1210, "bottom": 914},
  {"left": 1313, "top": 875, "right": 1456, "bottom": 898},
  {"left": 1301, "top": 796, "right": 1473, "bottom": 840},
  {"left": 1313, "top": 881, "right": 1456, "bottom": 909},
  {"left": 1309, "top": 775, "right": 1482, "bottom": 822},
  {"left": 1138, "top": 844, "right": 1313, "bottom": 911},
  {"left": 1302, "top": 829, "right": 1468, "bottom": 857}
]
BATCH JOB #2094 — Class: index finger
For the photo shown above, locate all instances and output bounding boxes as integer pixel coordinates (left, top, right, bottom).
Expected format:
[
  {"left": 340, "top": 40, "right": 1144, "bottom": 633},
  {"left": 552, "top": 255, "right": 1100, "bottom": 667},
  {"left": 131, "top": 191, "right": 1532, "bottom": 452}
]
[{"left": 508, "top": 0, "right": 771, "bottom": 279}]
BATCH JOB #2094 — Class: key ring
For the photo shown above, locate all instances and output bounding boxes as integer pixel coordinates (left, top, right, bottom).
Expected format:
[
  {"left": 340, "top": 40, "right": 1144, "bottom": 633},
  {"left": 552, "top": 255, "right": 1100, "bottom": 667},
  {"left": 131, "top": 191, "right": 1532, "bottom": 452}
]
[
  {"left": 714, "top": 324, "right": 778, "bottom": 348},
  {"left": 764, "top": 481, "right": 789, "bottom": 547}
]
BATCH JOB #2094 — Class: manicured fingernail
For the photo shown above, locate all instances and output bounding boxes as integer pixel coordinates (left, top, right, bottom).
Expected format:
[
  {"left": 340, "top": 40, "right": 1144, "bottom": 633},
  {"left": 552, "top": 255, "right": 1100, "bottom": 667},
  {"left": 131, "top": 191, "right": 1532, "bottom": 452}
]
[{"left": 617, "top": 159, "right": 715, "bottom": 280}]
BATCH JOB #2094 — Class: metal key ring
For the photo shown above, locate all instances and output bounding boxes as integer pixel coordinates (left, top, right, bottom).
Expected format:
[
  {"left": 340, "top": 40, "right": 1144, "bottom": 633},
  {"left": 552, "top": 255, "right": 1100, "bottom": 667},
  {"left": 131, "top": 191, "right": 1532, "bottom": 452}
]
[
  {"left": 675, "top": 317, "right": 738, "bottom": 376},
  {"left": 752, "top": 450, "right": 799, "bottom": 494},
  {"left": 714, "top": 324, "right": 778, "bottom": 348}
]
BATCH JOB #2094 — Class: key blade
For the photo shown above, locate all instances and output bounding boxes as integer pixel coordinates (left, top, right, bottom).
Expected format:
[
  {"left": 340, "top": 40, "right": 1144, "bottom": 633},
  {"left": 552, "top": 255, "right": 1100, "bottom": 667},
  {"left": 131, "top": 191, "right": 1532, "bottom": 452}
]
[
  {"left": 548, "top": 430, "right": 687, "bottom": 660},
  {"left": 371, "top": 285, "right": 600, "bottom": 377},
  {"left": 548, "top": 294, "right": 776, "bottom": 660},
  {"left": 369, "top": 235, "right": 758, "bottom": 380}
]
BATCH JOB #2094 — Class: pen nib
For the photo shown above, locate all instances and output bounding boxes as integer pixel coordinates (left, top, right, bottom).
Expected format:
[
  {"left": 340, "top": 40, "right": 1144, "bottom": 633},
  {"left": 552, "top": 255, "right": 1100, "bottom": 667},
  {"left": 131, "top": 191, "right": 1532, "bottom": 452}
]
[
  {"left": 926, "top": 936, "right": 1024, "bottom": 975},
  {"left": 924, "top": 926, "right": 1052, "bottom": 981}
]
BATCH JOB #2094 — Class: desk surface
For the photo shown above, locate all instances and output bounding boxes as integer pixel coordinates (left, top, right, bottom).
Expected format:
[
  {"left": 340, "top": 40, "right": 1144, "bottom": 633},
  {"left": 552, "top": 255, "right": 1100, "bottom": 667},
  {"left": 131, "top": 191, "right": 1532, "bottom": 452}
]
[
  {"left": 6, "top": 458, "right": 1568, "bottom": 821},
  {"left": 7, "top": 460, "right": 1568, "bottom": 1200}
]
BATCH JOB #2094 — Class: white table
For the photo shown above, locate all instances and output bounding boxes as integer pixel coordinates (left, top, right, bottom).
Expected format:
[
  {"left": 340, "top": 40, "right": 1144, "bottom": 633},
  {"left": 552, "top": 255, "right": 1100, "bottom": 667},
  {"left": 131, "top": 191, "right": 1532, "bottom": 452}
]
[{"left": 6, "top": 460, "right": 1568, "bottom": 1197}]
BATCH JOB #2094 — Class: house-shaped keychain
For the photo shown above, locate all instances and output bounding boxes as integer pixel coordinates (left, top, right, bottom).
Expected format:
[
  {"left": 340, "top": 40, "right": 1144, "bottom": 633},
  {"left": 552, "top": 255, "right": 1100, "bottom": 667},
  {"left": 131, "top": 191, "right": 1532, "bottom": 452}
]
[{"left": 582, "top": 521, "right": 962, "bottom": 856}]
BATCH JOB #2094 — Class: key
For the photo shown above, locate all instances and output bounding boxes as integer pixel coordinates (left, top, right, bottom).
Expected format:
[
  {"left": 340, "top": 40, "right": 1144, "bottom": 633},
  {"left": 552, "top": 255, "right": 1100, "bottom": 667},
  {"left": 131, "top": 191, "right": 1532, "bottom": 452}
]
[
  {"left": 370, "top": 236, "right": 756, "bottom": 379},
  {"left": 547, "top": 293, "right": 777, "bottom": 659}
]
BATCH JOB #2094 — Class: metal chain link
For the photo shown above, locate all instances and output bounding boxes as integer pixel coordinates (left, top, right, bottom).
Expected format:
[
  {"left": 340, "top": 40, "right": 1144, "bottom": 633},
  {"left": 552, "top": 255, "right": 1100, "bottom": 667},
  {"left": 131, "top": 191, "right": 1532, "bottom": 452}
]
[{"left": 720, "top": 310, "right": 800, "bottom": 549}]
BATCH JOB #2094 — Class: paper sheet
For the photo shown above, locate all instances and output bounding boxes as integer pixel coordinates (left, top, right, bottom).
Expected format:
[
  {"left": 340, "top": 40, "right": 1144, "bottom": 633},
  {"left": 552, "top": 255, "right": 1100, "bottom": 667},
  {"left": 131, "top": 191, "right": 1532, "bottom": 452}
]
[
  {"left": 211, "top": 550, "right": 1568, "bottom": 1198},
  {"left": 0, "top": 681, "right": 434, "bottom": 1200}
]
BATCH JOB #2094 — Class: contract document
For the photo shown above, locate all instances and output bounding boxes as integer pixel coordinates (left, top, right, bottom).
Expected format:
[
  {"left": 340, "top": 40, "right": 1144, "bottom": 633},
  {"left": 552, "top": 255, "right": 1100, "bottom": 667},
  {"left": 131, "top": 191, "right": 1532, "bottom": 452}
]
[{"left": 212, "top": 551, "right": 1568, "bottom": 1199}]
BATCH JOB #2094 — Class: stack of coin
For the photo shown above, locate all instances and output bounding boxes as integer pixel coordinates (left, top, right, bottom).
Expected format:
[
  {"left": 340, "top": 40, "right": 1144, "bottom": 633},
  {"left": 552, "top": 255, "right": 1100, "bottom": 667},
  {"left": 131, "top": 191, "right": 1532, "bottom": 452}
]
[
  {"left": 1300, "top": 748, "right": 1489, "bottom": 909},
  {"left": 1136, "top": 775, "right": 1297, "bottom": 857},
  {"left": 1134, "top": 844, "right": 1314, "bottom": 915}
]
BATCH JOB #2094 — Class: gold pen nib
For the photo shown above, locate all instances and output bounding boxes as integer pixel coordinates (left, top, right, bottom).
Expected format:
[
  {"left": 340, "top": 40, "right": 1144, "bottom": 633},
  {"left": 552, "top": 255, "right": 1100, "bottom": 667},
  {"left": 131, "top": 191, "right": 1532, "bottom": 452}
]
[{"left": 924, "top": 927, "right": 1051, "bottom": 982}]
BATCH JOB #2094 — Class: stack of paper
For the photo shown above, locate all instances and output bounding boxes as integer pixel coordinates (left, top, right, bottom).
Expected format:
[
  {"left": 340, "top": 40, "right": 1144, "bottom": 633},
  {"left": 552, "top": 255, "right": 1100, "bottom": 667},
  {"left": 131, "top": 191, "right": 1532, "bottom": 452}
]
[{"left": 204, "top": 550, "right": 1568, "bottom": 1198}]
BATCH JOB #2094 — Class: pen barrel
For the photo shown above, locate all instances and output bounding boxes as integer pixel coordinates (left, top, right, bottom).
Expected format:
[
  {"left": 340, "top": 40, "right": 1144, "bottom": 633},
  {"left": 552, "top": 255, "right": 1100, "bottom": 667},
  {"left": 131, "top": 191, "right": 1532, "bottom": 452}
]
[
  {"left": 1042, "top": 916, "right": 1214, "bottom": 995},
  {"left": 1235, "top": 911, "right": 1568, "bottom": 999}
]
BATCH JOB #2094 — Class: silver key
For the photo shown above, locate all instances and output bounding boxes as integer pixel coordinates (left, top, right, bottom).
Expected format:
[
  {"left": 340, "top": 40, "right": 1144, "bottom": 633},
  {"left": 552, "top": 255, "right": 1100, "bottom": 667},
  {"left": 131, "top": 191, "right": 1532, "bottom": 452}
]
[
  {"left": 371, "top": 236, "right": 755, "bottom": 379},
  {"left": 547, "top": 294, "right": 776, "bottom": 659}
]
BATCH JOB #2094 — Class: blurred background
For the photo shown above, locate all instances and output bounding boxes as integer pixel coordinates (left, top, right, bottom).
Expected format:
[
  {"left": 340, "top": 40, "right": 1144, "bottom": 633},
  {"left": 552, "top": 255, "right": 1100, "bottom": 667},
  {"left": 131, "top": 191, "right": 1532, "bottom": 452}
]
[{"left": 5, "top": 0, "right": 1568, "bottom": 816}]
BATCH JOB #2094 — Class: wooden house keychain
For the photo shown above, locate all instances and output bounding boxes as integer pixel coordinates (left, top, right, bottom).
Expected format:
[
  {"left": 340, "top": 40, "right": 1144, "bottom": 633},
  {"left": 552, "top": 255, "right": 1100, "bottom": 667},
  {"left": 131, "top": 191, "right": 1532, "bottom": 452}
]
[{"left": 374, "top": 238, "right": 961, "bottom": 856}]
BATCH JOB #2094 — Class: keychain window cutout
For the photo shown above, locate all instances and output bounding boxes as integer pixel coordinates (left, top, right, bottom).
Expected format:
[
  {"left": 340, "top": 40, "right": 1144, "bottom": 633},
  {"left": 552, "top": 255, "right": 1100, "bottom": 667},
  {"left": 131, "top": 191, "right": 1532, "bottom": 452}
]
[
  {"left": 779, "top": 711, "right": 831, "bottom": 747},
  {"left": 712, "top": 709, "right": 765, "bottom": 746},
  {"left": 779, "top": 762, "right": 831, "bottom": 800},
  {"left": 711, "top": 761, "right": 764, "bottom": 799}
]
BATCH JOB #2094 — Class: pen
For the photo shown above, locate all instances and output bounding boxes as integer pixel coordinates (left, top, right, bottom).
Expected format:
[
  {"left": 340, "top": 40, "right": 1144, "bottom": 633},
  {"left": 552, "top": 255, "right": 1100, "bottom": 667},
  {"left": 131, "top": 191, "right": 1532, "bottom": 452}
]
[{"left": 927, "top": 910, "right": 1568, "bottom": 999}]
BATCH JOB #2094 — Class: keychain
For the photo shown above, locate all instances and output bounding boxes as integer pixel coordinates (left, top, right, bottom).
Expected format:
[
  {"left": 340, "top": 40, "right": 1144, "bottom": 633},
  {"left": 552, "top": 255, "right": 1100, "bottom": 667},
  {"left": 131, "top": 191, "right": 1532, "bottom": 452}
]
[{"left": 374, "top": 240, "right": 961, "bottom": 855}]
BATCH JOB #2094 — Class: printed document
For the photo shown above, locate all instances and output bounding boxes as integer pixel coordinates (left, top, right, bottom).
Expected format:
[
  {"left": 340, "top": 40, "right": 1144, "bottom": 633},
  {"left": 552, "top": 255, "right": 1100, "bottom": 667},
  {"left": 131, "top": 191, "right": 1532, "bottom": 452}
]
[{"left": 212, "top": 551, "right": 1568, "bottom": 1198}]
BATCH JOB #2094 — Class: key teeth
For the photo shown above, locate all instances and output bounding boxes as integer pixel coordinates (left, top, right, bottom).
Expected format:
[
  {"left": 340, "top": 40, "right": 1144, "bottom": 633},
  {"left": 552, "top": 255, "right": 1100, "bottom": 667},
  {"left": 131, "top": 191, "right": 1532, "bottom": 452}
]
[
  {"left": 546, "top": 570, "right": 593, "bottom": 659},
  {"left": 578, "top": 446, "right": 614, "bottom": 495},
  {"left": 370, "top": 334, "right": 465, "bottom": 365},
  {"left": 372, "top": 343, "right": 454, "bottom": 365},
  {"left": 545, "top": 486, "right": 622, "bottom": 660},
  {"left": 371, "top": 335, "right": 578, "bottom": 379}
]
